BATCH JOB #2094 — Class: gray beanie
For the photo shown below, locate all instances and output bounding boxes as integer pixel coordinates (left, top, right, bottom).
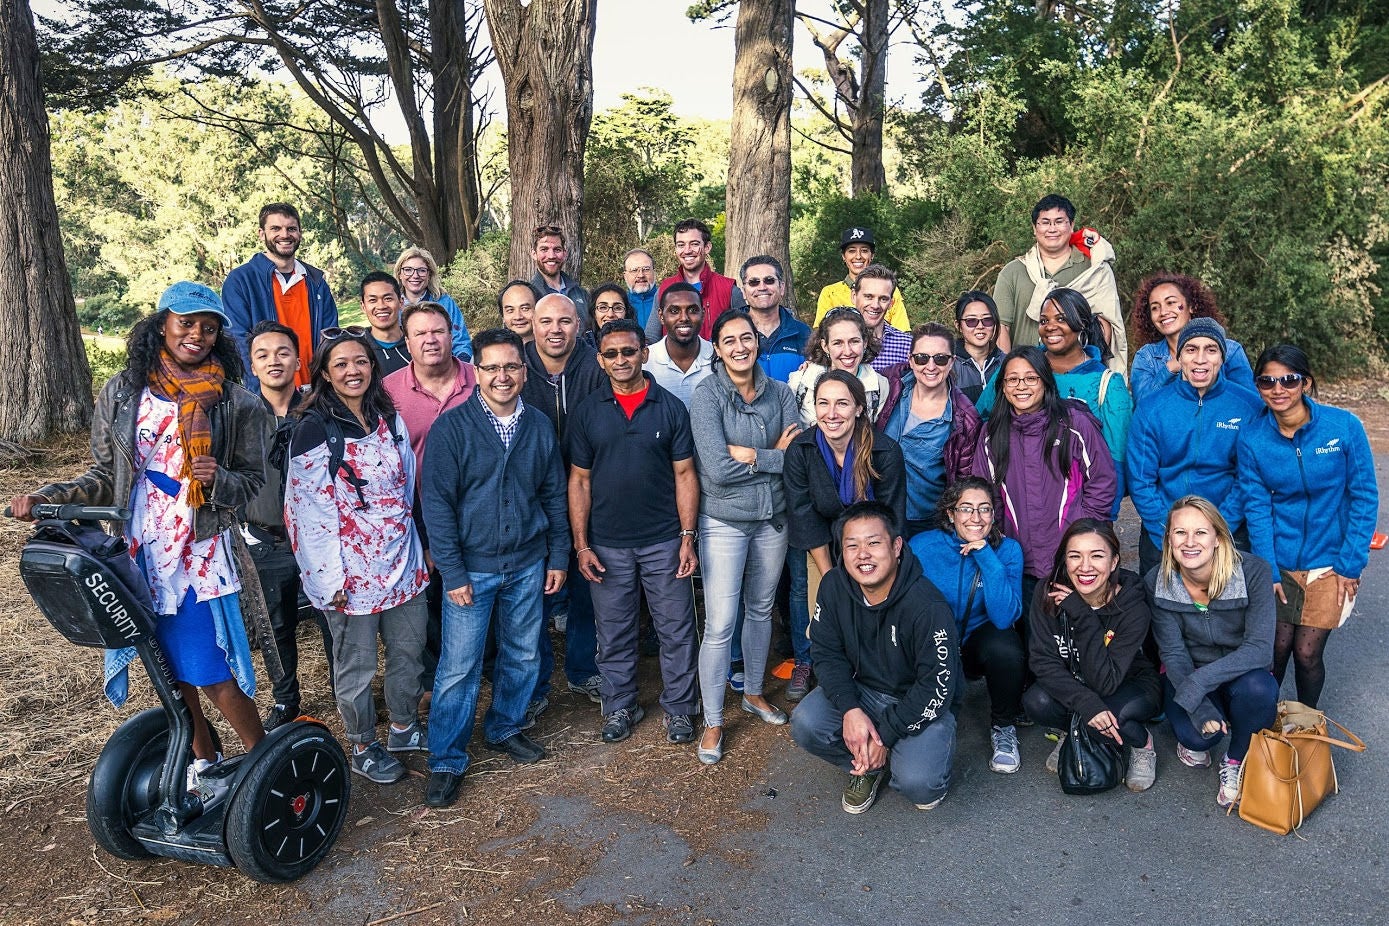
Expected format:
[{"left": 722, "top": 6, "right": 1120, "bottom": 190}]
[{"left": 1176, "top": 317, "right": 1227, "bottom": 358}]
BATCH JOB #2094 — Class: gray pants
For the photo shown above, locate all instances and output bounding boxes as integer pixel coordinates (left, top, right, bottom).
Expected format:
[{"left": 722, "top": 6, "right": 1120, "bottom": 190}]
[
  {"left": 325, "top": 593, "right": 428, "bottom": 745},
  {"left": 589, "top": 537, "right": 698, "bottom": 716}
]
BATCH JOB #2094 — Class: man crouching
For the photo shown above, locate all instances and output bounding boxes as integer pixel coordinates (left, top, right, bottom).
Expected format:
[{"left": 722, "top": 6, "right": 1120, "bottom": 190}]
[{"left": 790, "top": 500, "right": 961, "bottom": 814}]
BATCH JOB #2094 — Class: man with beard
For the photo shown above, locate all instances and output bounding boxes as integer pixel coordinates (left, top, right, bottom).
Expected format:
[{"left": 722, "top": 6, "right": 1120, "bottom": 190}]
[
  {"left": 621, "top": 248, "right": 662, "bottom": 338},
  {"left": 740, "top": 255, "right": 811, "bottom": 384},
  {"left": 223, "top": 202, "right": 338, "bottom": 387},
  {"left": 530, "top": 225, "right": 590, "bottom": 322},
  {"left": 646, "top": 283, "right": 713, "bottom": 408}
]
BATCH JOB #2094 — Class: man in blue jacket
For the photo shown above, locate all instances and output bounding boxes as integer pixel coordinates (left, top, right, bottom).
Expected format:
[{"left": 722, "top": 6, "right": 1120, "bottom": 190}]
[
  {"left": 222, "top": 203, "right": 338, "bottom": 387},
  {"left": 741, "top": 255, "right": 811, "bottom": 384},
  {"left": 419, "top": 327, "right": 570, "bottom": 808}
]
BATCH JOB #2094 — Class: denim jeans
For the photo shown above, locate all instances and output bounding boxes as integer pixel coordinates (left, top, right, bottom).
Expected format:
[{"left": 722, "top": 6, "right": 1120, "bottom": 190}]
[
  {"left": 1164, "top": 668, "right": 1279, "bottom": 762},
  {"left": 697, "top": 516, "right": 788, "bottom": 726},
  {"left": 428, "top": 560, "right": 546, "bottom": 775},
  {"left": 324, "top": 593, "right": 428, "bottom": 745},
  {"left": 788, "top": 550, "right": 811, "bottom": 665},
  {"left": 535, "top": 549, "right": 599, "bottom": 699},
  {"left": 791, "top": 683, "right": 956, "bottom": 806}
]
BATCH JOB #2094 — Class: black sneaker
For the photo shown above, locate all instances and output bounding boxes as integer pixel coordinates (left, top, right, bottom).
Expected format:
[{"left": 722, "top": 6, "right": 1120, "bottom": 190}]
[
  {"left": 424, "top": 771, "right": 464, "bottom": 808},
  {"left": 484, "top": 732, "right": 547, "bottom": 765},
  {"left": 601, "top": 705, "right": 645, "bottom": 743},
  {"left": 664, "top": 713, "right": 696, "bottom": 744},
  {"left": 263, "top": 702, "right": 300, "bottom": 732}
]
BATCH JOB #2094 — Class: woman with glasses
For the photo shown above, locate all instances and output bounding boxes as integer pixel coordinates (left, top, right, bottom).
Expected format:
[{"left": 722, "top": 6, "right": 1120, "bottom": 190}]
[
  {"left": 783, "top": 370, "right": 906, "bottom": 702},
  {"left": 875, "top": 323, "right": 982, "bottom": 537},
  {"left": 1148, "top": 497, "right": 1278, "bottom": 808},
  {"left": 1129, "top": 272, "right": 1254, "bottom": 405},
  {"left": 689, "top": 310, "right": 801, "bottom": 763},
  {"left": 394, "top": 247, "right": 473, "bottom": 361},
  {"left": 1236, "top": 345, "right": 1377, "bottom": 709},
  {"left": 909, "top": 477, "right": 1026, "bottom": 774},
  {"left": 952, "top": 291, "right": 1004, "bottom": 403},
  {"left": 1026, "top": 518, "right": 1161, "bottom": 791},
  {"left": 580, "top": 284, "right": 633, "bottom": 349},
  {"left": 285, "top": 326, "right": 430, "bottom": 785},
  {"left": 788, "top": 307, "right": 888, "bottom": 426},
  {"left": 972, "top": 346, "right": 1116, "bottom": 609}
]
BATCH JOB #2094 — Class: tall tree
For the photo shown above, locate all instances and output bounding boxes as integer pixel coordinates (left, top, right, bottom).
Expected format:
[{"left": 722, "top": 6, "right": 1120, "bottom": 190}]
[
  {"left": 0, "top": 0, "right": 92, "bottom": 442},
  {"left": 724, "top": 0, "right": 795, "bottom": 296},
  {"left": 484, "top": 0, "right": 597, "bottom": 282},
  {"left": 39, "top": 1, "right": 493, "bottom": 266}
]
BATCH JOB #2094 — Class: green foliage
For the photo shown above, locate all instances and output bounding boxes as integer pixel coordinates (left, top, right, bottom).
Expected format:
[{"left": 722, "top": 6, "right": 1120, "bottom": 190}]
[
  {"left": 84, "top": 341, "right": 126, "bottom": 389},
  {"left": 75, "top": 294, "right": 143, "bottom": 333},
  {"left": 437, "top": 231, "right": 512, "bottom": 331}
]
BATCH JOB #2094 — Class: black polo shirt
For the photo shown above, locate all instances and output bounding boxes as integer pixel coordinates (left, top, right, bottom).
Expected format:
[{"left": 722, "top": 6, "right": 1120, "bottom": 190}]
[{"left": 566, "top": 373, "right": 694, "bottom": 549}]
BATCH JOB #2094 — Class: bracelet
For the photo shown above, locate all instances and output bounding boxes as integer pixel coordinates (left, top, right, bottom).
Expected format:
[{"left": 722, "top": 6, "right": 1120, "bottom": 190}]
[{"left": 575, "top": 547, "right": 591, "bottom": 555}]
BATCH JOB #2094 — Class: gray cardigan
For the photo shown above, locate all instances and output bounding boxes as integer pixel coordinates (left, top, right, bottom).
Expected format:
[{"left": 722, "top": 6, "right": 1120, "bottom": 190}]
[
  {"left": 1145, "top": 553, "right": 1276, "bottom": 729},
  {"left": 689, "top": 363, "right": 799, "bottom": 525}
]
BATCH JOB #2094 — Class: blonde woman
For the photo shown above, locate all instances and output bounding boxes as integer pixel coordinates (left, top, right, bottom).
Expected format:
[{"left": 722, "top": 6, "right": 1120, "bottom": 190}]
[{"left": 394, "top": 247, "right": 473, "bottom": 361}]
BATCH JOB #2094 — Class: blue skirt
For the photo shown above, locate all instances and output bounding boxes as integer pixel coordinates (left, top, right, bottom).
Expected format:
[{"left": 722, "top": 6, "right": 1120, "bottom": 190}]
[{"left": 155, "top": 588, "right": 234, "bottom": 687}]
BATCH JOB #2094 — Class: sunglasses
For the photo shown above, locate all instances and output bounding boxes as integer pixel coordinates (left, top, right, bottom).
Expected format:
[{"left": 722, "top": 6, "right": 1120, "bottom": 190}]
[
  {"left": 599, "top": 346, "right": 642, "bottom": 360},
  {"left": 911, "top": 353, "right": 953, "bottom": 367},
  {"left": 1255, "top": 373, "right": 1305, "bottom": 391},
  {"left": 960, "top": 316, "right": 996, "bottom": 329},
  {"left": 744, "top": 276, "right": 779, "bottom": 287},
  {"left": 321, "top": 325, "right": 368, "bottom": 341}
]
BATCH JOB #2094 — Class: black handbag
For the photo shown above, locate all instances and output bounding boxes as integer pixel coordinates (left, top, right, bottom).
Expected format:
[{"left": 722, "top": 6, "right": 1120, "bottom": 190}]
[{"left": 1056, "top": 614, "right": 1126, "bottom": 795}]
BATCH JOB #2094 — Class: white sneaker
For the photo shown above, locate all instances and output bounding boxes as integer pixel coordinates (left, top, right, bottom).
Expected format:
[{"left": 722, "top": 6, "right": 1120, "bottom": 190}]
[
  {"left": 914, "top": 794, "right": 946, "bottom": 811},
  {"left": 989, "top": 725, "right": 1021, "bottom": 774},
  {"left": 185, "top": 752, "right": 223, "bottom": 792},
  {"left": 1177, "top": 743, "right": 1211, "bottom": 768},
  {"left": 1217, "top": 755, "right": 1242, "bottom": 808}
]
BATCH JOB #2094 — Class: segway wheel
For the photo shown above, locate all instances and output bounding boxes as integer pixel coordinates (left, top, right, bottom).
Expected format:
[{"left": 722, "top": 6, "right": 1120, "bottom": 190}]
[
  {"left": 86, "top": 707, "right": 169, "bottom": 860},
  {"left": 224, "top": 723, "right": 350, "bottom": 882}
]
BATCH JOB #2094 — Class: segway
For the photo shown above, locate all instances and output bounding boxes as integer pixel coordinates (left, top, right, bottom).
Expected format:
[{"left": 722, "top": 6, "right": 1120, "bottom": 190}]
[{"left": 14, "top": 504, "right": 351, "bottom": 882}]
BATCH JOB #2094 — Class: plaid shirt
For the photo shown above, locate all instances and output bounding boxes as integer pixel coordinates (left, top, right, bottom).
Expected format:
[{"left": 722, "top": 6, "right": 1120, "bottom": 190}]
[
  {"left": 478, "top": 391, "right": 526, "bottom": 449},
  {"left": 871, "top": 324, "right": 913, "bottom": 371}
]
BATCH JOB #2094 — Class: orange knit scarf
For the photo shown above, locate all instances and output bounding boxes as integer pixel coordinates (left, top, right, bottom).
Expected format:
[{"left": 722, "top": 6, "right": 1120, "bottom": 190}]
[{"left": 147, "top": 348, "right": 225, "bottom": 508}]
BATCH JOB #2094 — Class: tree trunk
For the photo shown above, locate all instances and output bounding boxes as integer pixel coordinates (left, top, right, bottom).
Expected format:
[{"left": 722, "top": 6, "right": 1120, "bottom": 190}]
[
  {"left": 430, "top": 0, "right": 483, "bottom": 254},
  {"left": 483, "top": 0, "right": 596, "bottom": 282},
  {"left": 726, "top": 0, "right": 794, "bottom": 301},
  {"left": 851, "top": 0, "right": 888, "bottom": 196},
  {"left": 0, "top": 0, "right": 92, "bottom": 441}
]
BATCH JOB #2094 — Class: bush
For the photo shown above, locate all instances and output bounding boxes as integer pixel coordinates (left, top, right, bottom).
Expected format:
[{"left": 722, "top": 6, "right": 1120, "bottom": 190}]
[{"left": 76, "top": 293, "right": 142, "bottom": 334}]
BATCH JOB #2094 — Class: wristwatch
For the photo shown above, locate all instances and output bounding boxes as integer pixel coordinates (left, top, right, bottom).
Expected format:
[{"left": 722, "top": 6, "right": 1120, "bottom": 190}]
[{"left": 678, "top": 529, "right": 698, "bottom": 541}]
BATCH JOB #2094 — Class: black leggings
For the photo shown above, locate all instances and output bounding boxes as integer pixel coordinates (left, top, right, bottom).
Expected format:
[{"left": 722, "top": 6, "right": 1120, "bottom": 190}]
[
  {"left": 1023, "top": 679, "right": 1159, "bottom": 748},
  {"left": 1273, "top": 622, "right": 1332, "bottom": 708},
  {"left": 961, "top": 623, "right": 1026, "bottom": 726}
]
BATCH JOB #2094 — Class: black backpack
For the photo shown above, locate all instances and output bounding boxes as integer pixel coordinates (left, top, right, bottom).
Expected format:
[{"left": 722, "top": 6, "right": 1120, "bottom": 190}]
[{"left": 267, "top": 409, "right": 403, "bottom": 509}]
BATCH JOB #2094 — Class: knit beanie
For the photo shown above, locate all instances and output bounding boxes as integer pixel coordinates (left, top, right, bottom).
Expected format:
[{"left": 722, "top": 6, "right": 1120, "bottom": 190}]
[{"left": 1176, "top": 317, "right": 1227, "bottom": 358}]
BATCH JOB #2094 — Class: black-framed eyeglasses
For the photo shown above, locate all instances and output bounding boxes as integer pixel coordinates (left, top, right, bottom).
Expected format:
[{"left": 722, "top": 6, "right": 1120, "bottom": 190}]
[
  {"left": 321, "top": 325, "right": 368, "bottom": 341},
  {"left": 477, "top": 362, "right": 525, "bottom": 375},
  {"left": 1003, "top": 374, "right": 1041, "bottom": 388},
  {"left": 952, "top": 504, "right": 994, "bottom": 518},
  {"left": 600, "top": 347, "right": 641, "bottom": 359},
  {"left": 1255, "top": 373, "right": 1305, "bottom": 391},
  {"left": 960, "top": 317, "right": 996, "bottom": 329},
  {"left": 744, "top": 276, "right": 779, "bottom": 287},
  {"left": 399, "top": 267, "right": 430, "bottom": 277},
  {"left": 911, "top": 352, "right": 952, "bottom": 367}
]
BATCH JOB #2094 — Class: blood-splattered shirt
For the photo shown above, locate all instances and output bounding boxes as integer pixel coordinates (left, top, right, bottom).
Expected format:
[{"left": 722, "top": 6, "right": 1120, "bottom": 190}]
[
  {"left": 129, "top": 390, "right": 239, "bottom": 613},
  {"left": 285, "top": 410, "right": 428, "bottom": 615}
]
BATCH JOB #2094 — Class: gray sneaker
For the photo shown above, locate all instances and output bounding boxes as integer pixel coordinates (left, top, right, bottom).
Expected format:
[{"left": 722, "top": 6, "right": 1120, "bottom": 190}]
[
  {"left": 568, "top": 674, "right": 604, "bottom": 704},
  {"left": 521, "top": 696, "right": 550, "bottom": 731},
  {"left": 351, "top": 741, "right": 406, "bottom": 784},
  {"left": 387, "top": 721, "right": 426, "bottom": 753},
  {"left": 1045, "top": 734, "right": 1066, "bottom": 774},
  {"left": 1127, "top": 741, "right": 1158, "bottom": 792}
]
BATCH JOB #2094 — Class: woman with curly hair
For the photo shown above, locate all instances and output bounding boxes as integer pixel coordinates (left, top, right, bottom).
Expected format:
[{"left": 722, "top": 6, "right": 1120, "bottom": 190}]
[
  {"left": 1129, "top": 272, "right": 1254, "bottom": 404},
  {"left": 11, "top": 283, "right": 275, "bottom": 796}
]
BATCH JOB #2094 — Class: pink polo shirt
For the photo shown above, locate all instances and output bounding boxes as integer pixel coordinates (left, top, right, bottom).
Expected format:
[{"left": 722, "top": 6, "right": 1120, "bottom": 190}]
[{"left": 383, "top": 359, "right": 478, "bottom": 472}]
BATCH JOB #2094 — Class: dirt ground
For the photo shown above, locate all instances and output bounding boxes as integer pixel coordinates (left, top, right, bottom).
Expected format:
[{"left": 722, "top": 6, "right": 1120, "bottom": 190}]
[{"left": 0, "top": 381, "right": 1383, "bottom": 926}]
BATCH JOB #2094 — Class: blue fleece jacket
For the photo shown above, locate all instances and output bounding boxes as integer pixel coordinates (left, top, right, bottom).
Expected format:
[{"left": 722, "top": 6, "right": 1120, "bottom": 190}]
[
  {"left": 1236, "top": 398, "right": 1378, "bottom": 579},
  {"left": 420, "top": 394, "right": 570, "bottom": 590},
  {"left": 222, "top": 252, "right": 338, "bottom": 379},
  {"left": 909, "top": 529, "right": 1023, "bottom": 643},
  {"left": 1126, "top": 369, "right": 1262, "bottom": 547},
  {"left": 755, "top": 307, "right": 812, "bottom": 384},
  {"left": 1130, "top": 337, "right": 1254, "bottom": 406}
]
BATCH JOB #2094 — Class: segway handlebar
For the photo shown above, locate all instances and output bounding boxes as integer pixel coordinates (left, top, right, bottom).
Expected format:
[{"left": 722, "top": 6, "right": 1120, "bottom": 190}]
[{"left": 5, "top": 504, "right": 131, "bottom": 522}]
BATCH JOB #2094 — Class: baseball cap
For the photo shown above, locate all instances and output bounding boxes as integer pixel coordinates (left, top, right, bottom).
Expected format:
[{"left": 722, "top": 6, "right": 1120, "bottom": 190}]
[
  {"left": 158, "top": 281, "right": 232, "bottom": 326},
  {"left": 840, "top": 226, "right": 876, "bottom": 251}
]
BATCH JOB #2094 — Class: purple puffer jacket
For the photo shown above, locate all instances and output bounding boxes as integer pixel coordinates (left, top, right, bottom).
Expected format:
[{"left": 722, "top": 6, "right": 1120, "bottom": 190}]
[
  {"left": 874, "top": 362, "right": 981, "bottom": 482},
  {"left": 970, "top": 406, "right": 1116, "bottom": 578}
]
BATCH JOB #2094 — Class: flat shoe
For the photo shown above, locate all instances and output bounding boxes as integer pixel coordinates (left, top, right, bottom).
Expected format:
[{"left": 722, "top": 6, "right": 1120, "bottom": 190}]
[
  {"left": 697, "top": 728, "right": 724, "bottom": 765},
  {"left": 424, "top": 771, "right": 463, "bottom": 808},
  {"left": 485, "top": 732, "right": 547, "bottom": 765},
  {"left": 741, "top": 697, "right": 788, "bottom": 725}
]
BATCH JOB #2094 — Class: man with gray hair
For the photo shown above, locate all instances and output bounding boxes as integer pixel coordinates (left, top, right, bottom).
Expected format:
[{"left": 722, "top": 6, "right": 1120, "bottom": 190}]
[{"left": 621, "top": 247, "right": 661, "bottom": 337}]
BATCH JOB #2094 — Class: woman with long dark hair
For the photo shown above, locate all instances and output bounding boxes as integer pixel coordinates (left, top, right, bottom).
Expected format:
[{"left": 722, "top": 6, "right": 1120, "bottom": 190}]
[
  {"left": 580, "top": 283, "right": 633, "bottom": 349},
  {"left": 1129, "top": 272, "right": 1253, "bottom": 404},
  {"left": 783, "top": 370, "right": 906, "bottom": 701},
  {"left": 1237, "top": 345, "right": 1377, "bottom": 709},
  {"left": 909, "top": 476, "right": 1026, "bottom": 774},
  {"left": 875, "top": 322, "right": 982, "bottom": 537},
  {"left": 1025, "top": 518, "right": 1161, "bottom": 791},
  {"left": 952, "top": 291, "right": 1004, "bottom": 403},
  {"left": 690, "top": 310, "right": 801, "bottom": 763},
  {"left": 11, "top": 283, "right": 274, "bottom": 797},
  {"left": 1148, "top": 496, "right": 1278, "bottom": 808},
  {"left": 971, "top": 346, "right": 1116, "bottom": 607},
  {"left": 285, "top": 327, "right": 430, "bottom": 786}
]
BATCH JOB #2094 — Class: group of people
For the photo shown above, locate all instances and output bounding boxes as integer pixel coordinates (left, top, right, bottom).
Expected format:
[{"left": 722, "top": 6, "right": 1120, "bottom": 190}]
[{"left": 12, "top": 195, "right": 1377, "bottom": 819}]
